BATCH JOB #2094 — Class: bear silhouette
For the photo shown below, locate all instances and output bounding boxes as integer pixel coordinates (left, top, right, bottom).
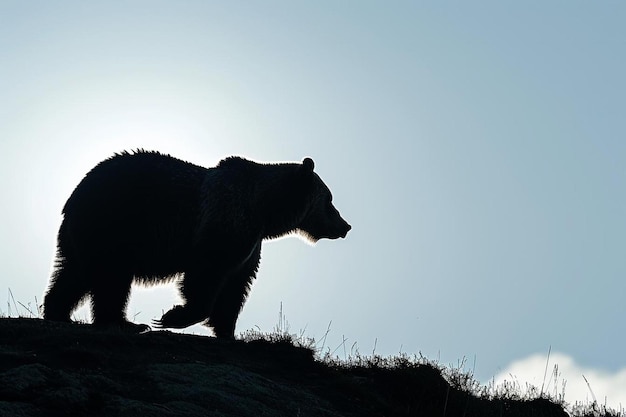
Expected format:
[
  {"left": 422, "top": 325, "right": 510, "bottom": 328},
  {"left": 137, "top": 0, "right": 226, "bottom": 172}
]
[{"left": 43, "top": 150, "right": 351, "bottom": 336}]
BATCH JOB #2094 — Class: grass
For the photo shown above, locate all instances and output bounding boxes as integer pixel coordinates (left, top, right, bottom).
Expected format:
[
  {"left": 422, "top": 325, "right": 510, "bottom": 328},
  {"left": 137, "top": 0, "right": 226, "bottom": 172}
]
[
  {"left": 239, "top": 306, "right": 624, "bottom": 417},
  {"left": 5, "top": 288, "right": 42, "bottom": 318}
]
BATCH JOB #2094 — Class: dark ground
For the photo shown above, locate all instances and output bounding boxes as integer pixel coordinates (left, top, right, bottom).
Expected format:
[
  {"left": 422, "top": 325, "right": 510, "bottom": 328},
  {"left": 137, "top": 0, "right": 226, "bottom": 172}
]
[{"left": 0, "top": 318, "right": 573, "bottom": 417}]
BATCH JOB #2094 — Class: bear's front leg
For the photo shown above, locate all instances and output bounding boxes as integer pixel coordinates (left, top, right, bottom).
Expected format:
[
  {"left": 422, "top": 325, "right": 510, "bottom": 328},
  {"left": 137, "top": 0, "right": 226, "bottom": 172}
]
[
  {"left": 207, "top": 242, "right": 261, "bottom": 339},
  {"left": 152, "top": 305, "right": 206, "bottom": 329},
  {"left": 153, "top": 263, "right": 228, "bottom": 330}
]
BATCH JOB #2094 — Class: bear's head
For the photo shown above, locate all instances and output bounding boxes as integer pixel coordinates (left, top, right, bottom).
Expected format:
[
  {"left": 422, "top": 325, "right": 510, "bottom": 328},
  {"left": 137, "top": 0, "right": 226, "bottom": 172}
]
[{"left": 296, "top": 158, "right": 351, "bottom": 243}]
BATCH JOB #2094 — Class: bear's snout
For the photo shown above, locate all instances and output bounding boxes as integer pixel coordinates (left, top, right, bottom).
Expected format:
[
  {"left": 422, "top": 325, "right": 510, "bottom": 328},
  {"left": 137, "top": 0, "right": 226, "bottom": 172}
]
[
  {"left": 341, "top": 222, "right": 351, "bottom": 238},
  {"left": 330, "top": 217, "right": 351, "bottom": 239}
]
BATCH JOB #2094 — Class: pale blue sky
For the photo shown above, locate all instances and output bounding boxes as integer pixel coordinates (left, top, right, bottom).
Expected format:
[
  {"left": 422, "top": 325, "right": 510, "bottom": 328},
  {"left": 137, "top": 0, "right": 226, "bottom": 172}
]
[{"left": 1, "top": 1, "right": 625, "bottom": 408}]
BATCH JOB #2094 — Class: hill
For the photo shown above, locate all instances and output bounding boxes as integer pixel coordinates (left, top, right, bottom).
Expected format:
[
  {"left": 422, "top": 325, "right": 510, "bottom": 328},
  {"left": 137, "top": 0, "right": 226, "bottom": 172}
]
[{"left": 0, "top": 318, "right": 573, "bottom": 416}]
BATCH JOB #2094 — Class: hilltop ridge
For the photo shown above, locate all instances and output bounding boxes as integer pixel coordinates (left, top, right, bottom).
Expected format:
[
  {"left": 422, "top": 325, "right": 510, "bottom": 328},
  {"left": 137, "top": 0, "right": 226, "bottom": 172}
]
[{"left": 0, "top": 318, "right": 570, "bottom": 416}]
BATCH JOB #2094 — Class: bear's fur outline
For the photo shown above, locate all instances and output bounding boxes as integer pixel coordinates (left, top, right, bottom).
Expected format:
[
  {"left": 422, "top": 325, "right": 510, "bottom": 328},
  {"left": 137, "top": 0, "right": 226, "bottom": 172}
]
[{"left": 43, "top": 150, "right": 351, "bottom": 337}]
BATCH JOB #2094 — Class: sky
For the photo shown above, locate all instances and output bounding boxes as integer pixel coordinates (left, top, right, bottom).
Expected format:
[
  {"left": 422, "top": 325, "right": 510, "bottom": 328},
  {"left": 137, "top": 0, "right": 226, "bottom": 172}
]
[{"left": 1, "top": 1, "right": 625, "bottom": 410}]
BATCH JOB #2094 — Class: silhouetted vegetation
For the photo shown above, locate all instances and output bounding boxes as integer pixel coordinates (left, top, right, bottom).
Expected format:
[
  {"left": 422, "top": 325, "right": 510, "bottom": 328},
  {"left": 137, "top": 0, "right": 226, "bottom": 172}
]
[{"left": 0, "top": 315, "right": 620, "bottom": 416}]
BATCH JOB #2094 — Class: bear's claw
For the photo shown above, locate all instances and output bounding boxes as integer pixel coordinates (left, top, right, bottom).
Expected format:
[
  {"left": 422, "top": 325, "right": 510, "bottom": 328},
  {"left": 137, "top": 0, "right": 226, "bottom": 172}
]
[
  {"left": 151, "top": 318, "right": 165, "bottom": 329},
  {"left": 153, "top": 305, "right": 201, "bottom": 329}
]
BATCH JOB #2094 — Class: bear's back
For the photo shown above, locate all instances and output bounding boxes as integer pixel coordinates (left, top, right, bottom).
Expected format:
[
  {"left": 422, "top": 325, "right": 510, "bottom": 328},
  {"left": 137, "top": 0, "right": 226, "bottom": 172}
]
[{"left": 64, "top": 151, "right": 208, "bottom": 217}]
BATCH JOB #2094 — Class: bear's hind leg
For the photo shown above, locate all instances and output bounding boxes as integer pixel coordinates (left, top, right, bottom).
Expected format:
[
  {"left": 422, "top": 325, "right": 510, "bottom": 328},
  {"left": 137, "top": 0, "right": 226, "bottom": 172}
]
[
  {"left": 208, "top": 243, "right": 261, "bottom": 339},
  {"left": 44, "top": 261, "right": 90, "bottom": 322},
  {"left": 90, "top": 272, "right": 141, "bottom": 330}
]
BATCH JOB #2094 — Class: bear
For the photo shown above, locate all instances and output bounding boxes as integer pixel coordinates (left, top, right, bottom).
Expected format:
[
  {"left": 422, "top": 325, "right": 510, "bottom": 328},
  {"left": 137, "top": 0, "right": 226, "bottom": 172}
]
[{"left": 43, "top": 150, "right": 351, "bottom": 337}]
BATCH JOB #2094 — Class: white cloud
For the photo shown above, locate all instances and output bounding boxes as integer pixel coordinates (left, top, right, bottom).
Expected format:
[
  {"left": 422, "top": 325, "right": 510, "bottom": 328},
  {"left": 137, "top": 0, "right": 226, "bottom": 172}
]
[{"left": 491, "top": 352, "right": 626, "bottom": 412}]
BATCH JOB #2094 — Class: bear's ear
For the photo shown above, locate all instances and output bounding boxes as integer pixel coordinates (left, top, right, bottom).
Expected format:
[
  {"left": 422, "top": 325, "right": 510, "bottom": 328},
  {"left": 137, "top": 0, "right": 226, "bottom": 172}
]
[{"left": 302, "top": 157, "right": 315, "bottom": 172}]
